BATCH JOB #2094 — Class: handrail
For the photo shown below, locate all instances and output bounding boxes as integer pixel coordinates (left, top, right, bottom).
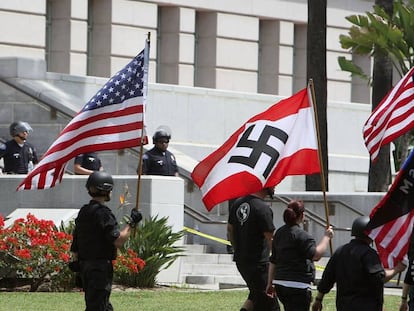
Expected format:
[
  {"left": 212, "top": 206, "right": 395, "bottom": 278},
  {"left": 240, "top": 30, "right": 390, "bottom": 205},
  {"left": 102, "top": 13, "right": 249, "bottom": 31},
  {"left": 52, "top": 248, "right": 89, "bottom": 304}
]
[{"left": 184, "top": 204, "right": 226, "bottom": 224}]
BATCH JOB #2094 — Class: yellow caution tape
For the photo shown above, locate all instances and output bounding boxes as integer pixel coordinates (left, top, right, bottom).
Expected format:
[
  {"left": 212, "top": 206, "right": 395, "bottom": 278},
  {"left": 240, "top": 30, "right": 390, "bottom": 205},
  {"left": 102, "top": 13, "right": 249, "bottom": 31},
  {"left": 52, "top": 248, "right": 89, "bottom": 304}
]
[{"left": 183, "top": 226, "right": 231, "bottom": 246}]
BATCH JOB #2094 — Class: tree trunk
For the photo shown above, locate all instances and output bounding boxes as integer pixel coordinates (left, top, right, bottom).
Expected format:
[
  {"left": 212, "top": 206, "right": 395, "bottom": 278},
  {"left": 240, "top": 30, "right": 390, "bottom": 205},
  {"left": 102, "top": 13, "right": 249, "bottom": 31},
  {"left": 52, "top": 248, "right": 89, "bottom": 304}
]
[
  {"left": 306, "top": 0, "right": 328, "bottom": 191},
  {"left": 368, "top": 0, "right": 393, "bottom": 192}
]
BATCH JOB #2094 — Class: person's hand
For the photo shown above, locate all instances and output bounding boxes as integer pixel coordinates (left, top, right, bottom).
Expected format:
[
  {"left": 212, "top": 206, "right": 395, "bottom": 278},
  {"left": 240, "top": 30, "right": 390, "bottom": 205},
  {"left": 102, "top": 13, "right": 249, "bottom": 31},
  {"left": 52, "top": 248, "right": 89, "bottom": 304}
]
[
  {"left": 311, "top": 300, "right": 323, "bottom": 311},
  {"left": 265, "top": 283, "right": 275, "bottom": 297},
  {"left": 400, "top": 300, "right": 408, "bottom": 311},
  {"left": 325, "top": 226, "right": 334, "bottom": 239},
  {"left": 395, "top": 261, "right": 407, "bottom": 273},
  {"left": 129, "top": 209, "right": 142, "bottom": 227}
]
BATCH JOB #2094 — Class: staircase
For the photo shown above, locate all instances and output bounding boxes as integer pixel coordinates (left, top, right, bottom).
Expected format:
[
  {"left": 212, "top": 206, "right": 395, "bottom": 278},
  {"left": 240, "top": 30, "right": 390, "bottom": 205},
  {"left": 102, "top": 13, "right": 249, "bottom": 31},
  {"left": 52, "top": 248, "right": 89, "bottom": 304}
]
[
  {"left": 178, "top": 244, "right": 331, "bottom": 290},
  {"left": 179, "top": 244, "right": 246, "bottom": 289}
]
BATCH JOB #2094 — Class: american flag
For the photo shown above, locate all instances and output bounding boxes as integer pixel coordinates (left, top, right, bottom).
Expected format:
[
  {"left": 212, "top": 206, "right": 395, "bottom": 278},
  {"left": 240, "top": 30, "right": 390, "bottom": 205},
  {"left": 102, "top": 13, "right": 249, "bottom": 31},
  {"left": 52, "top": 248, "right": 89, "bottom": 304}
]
[
  {"left": 17, "top": 42, "right": 149, "bottom": 190},
  {"left": 363, "top": 66, "right": 414, "bottom": 162},
  {"left": 367, "top": 148, "right": 414, "bottom": 268}
]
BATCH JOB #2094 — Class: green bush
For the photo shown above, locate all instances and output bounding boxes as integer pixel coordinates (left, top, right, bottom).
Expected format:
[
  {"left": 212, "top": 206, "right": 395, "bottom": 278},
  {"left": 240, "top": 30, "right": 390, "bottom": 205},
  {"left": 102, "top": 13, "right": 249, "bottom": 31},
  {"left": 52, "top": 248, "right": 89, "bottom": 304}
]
[{"left": 116, "top": 215, "right": 185, "bottom": 288}]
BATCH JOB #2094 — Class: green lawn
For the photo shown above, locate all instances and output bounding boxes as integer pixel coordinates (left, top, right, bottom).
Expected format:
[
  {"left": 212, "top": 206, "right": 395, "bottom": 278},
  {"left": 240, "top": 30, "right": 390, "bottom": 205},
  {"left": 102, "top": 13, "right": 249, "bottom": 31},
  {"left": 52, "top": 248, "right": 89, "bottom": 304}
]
[{"left": 0, "top": 288, "right": 403, "bottom": 311}]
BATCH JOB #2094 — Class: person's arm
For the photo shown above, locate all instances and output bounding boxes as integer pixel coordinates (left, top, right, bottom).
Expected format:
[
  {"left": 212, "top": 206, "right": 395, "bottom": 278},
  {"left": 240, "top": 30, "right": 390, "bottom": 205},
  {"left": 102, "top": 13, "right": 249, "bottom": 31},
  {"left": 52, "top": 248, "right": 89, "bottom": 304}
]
[
  {"left": 313, "top": 226, "right": 334, "bottom": 261},
  {"left": 264, "top": 230, "right": 274, "bottom": 256},
  {"left": 113, "top": 209, "right": 142, "bottom": 249},
  {"left": 400, "top": 282, "right": 410, "bottom": 311},
  {"left": 384, "top": 261, "right": 406, "bottom": 283},
  {"left": 311, "top": 291, "right": 325, "bottom": 311},
  {"left": 266, "top": 262, "right": 276, "bottom": 296},
  {"left": 114, "top": 224, "right": 134, "bottom": 249},
  {"left": 227, "top": 223, "right": 236, "bottom": 251},
  {"left": 74, "top": 163, "right": 94, "bottom": 175}
]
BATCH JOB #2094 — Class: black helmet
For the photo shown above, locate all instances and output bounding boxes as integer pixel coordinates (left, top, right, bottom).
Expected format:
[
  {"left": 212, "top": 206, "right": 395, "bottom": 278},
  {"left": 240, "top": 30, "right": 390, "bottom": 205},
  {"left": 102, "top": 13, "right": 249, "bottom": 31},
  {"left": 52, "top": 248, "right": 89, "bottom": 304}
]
[
  {"left": 152, "top": 125, "right": 172, "bottom": 143},
  {"left": 351, "top": 216, "right": 370, "bottom": 238},
  {"left": 10, "top": 121, "right": 33, "bottom": 137},
  {"left": 86, "top": 171, "right": 113, "bottom": 192},
  {"left": 153, "top": 129, "right": 171, "bottom": 142}
]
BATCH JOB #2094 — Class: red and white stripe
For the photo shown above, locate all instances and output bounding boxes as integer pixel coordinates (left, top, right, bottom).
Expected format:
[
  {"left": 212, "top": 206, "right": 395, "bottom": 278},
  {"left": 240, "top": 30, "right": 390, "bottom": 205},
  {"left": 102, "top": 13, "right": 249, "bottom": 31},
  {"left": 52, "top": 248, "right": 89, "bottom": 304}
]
[
  {"left": 191, "top": 88, "right": 320, "bottom": 211},
  {"left": 17, "top": 98, "right": 146, "bottom": 190},
  {"left": 363, "top": 67, "right": 414, "bottom": 162}
]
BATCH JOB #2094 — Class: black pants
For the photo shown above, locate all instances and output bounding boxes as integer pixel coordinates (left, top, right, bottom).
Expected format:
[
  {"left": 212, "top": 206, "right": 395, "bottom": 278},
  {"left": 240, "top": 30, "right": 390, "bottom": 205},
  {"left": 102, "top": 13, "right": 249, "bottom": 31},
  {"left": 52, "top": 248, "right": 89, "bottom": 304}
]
[
  {"left": 80, "top": 260, "right": 114, "bottom": 311},
  {"left": 274, "top": 284, "right": 311, "bottom": 311},
  {"left": 237, "top": 262, "right": 280, "bottom": 311}
]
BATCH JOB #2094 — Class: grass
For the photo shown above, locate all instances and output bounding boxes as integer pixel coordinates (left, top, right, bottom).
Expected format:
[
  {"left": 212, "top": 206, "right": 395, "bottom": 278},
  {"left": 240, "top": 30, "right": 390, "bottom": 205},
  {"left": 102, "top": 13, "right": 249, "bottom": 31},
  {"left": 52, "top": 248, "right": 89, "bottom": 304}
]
[{"left": 0, "top": 288, "right": 402, "bottom": 311}]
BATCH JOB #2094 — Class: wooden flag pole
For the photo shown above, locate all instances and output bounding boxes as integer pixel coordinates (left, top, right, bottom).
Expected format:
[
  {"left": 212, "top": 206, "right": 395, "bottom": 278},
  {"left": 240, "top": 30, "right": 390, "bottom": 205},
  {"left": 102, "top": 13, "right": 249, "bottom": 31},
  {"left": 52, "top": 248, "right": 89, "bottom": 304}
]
[
  {"left": 135, "top": 32, "right": 151, "bottom": 214},
  {"left": 308, "top": 79, "right": 333, "bottom": 254}
]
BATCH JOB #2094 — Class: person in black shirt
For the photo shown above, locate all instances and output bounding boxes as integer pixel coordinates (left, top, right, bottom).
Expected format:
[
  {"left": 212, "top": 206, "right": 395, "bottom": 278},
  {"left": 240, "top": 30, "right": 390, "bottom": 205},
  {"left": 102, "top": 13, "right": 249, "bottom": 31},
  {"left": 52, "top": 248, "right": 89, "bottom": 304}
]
[
  {"left": 70, "top": 171, "right": 142, "bottom": 310},
  {"left": 74, "top": 152, "right": 103, "bottom": 175},
  {"left": 267, "top": 200, "right": 333, "bottom": 311},
  {"left": 312, "top": 215, "right": 406, "bottom": 311},
  {"left": 0, "top": 121, "right": 38, "bottom": 174},
  {"left": 139, "top": 127, "right": 178, "bottom": 176},
  {"left": 228, "top": 187, "right": 280, "bottom": 311}
]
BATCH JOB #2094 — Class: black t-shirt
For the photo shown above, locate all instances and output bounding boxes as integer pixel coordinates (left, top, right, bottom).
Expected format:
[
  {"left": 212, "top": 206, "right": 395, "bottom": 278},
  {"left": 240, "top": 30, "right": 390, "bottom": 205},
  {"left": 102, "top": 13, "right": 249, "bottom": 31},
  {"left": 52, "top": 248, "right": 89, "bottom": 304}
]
[
  {"left": 317, "top": 239, "right": 385, "bottom": 311},
  {"left": 0, "top": 139, "right": 38, "bottom": 174},
  {"left": 270, "top": 224, "right": 316, "bottom": 284},
  {"left": 74, "top": 153, "right": 102, "bottom": 171},
  {"left": 228, "top": 195, "right": 275, "bottom": 264},
  {"left": 71, "top": 200, "right": 120, "bottom": 260},
  {"left": 142, "top": 147, "right": 178, "bottom": 176}
]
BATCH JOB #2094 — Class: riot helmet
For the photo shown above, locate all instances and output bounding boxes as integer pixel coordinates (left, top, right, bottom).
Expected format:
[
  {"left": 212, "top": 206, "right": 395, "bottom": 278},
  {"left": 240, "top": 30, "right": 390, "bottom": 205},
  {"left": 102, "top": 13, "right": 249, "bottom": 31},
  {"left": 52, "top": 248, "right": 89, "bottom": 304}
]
[
  {"left": 86, "top": 171, "right": 113, "bottom": 200},
  {"left": 351, "top": 216, "right": 370, "bottom": 238},
  {"left": 10, "top": 121, "right": 33, "bottom": 137},
  {"left": 152, "top": 125, "right": 172, "bottom": 143}
]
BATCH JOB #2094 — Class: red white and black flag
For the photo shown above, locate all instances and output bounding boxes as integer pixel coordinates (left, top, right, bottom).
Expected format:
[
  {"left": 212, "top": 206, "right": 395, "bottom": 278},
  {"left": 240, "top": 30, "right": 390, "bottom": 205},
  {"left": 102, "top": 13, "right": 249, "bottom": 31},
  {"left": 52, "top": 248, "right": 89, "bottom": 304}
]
[
  {"left": 191, "top": 88, "right": 320, "bottom": 211},
  {"left": 367, "top": 148, "right": 414, "bottom": 268},
  {"left": 363, "top": 66, "right": 414, "bottom": 162},
  {"left": 17, "top": 40, "right": 150, "bottom": 190}
]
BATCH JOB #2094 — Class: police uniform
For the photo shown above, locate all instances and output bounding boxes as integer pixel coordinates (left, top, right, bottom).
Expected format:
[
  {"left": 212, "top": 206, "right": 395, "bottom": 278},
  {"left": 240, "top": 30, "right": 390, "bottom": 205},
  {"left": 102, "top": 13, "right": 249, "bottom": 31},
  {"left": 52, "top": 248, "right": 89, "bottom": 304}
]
[
  {"left": 142, "top": 147, "right": 178, "bottom": 176},
  {"left": 74, "top": 153, "right": 102, "bottom": 172},
  {"left": 270, "top": 224, "right": 316, "bottom": 311},
  {"left": 317, "top": 239, "right": 385, "bottom": 311},
  {"left": 71, "top": 200, "right": 120, "bottom": 311},
  {"left": 228, "top": 195, "right": 279, "bottom": 311},
  {"left": 0, "top": 139, "right": 38, "bottom": 174}
]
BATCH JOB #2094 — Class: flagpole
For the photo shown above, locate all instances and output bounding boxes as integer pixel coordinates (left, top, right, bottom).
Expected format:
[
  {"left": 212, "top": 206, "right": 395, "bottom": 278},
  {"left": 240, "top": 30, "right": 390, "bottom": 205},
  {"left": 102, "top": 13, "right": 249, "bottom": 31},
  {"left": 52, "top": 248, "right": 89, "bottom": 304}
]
[
  {"left": 135, "top": 32, "right": 151, "bottom": 213},
  {"left": 308, "top": 79, "right": 333, "bottom": 254}
]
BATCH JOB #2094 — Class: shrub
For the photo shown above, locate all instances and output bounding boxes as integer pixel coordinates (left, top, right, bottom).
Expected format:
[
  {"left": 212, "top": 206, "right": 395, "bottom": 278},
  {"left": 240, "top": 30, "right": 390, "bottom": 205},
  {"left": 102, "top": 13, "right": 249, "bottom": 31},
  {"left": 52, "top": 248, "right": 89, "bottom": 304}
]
[
  {"left": 0, "top": 214, "right": 73, "bottom": 291},
  {"left": 118, "top": 215, "right": 185, "bottom": 288}
]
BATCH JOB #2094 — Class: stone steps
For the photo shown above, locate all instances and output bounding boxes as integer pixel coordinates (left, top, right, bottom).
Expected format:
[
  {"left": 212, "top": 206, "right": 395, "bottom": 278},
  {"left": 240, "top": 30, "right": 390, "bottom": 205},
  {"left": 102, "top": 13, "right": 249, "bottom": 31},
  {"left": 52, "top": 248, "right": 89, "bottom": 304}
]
[
  {"left": 179, "top": 244, "right": 331, "bottom": 289},
  {"left": 180, "top": 244, "right": 246, "bottom": 288}
]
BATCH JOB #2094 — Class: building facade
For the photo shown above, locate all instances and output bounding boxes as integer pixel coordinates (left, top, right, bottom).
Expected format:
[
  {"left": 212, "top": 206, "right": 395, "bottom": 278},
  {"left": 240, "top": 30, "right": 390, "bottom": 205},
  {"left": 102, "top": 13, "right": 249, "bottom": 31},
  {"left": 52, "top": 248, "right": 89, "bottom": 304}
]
[{"left": 0, "top": 0, "right": 373, "bottom": 102}]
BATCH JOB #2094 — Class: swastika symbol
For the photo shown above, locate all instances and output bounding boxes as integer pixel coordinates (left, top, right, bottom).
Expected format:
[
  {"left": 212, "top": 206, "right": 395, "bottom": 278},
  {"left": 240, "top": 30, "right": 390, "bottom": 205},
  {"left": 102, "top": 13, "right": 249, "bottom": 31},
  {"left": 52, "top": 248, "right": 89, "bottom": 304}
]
[{"left": 228, "top": 124, "right": 288, "bottom": 178}]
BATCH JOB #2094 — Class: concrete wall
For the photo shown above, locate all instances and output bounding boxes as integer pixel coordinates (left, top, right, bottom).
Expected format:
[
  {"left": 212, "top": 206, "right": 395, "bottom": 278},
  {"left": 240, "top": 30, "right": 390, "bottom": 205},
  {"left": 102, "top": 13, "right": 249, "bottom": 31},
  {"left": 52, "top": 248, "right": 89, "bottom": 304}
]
[{"left": 0, "top": 175, "right": 185, "bottom": 284}]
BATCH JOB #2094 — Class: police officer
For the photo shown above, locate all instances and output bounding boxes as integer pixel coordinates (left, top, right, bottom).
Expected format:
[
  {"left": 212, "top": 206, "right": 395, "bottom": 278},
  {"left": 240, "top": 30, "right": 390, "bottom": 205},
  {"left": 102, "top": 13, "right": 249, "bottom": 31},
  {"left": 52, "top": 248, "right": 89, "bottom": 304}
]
[
  {"left": 312, "top": 216, "right": 406, "bottom": 311},
  {"left": 227, "top": 187, "right": 280, "bottom": 311},
  {"left": 0, "top": 121, "right": 38, "bottom": 174},
  {"left": 140, "top": 127, "right": 178, "bottom": 176},
  {"left": 70, "top": 171, "right": 142, "bottom": 310},
  {"left": 74, "top": 152, "right": 103, "bottom": 175}
]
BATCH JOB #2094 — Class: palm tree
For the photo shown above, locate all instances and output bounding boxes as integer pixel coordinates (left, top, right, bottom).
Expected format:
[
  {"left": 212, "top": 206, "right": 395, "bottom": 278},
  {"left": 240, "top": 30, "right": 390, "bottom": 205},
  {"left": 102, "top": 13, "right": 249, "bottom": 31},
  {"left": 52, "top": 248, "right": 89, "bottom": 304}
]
[
  {"left": 338, "top": 0, "right": 414, "bottom": 191},
  {"left": 306, "top": 0, "right": 328, "bottom": 191}
]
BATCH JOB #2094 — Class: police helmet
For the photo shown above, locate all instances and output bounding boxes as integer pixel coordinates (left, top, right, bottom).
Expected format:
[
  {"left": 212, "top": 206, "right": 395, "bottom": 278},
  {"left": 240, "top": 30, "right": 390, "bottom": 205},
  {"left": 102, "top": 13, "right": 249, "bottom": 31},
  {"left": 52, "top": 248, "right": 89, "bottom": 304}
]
[
  {"left": 351, "top": 216, "right": 370, "bottom": 238},
  {"left": 10, "top": 121, "right": 33, "bottom": 137},
  {"left": 86, "top": 171, "right": 114, "bottom": 192},
  {"left": 152, "top": 127, "right": 171, "bottom": 142}
]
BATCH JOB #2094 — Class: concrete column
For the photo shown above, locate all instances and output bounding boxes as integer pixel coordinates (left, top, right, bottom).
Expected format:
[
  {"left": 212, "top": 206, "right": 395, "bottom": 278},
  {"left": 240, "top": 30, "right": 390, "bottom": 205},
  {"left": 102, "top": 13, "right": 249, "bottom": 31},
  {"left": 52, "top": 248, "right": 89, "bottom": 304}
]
[
  {"left": 158, "top": 7, "right": 195, "bottom": 86},
  {"left": 46, "top": 0, "right": 88, "bottom": 75}
]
